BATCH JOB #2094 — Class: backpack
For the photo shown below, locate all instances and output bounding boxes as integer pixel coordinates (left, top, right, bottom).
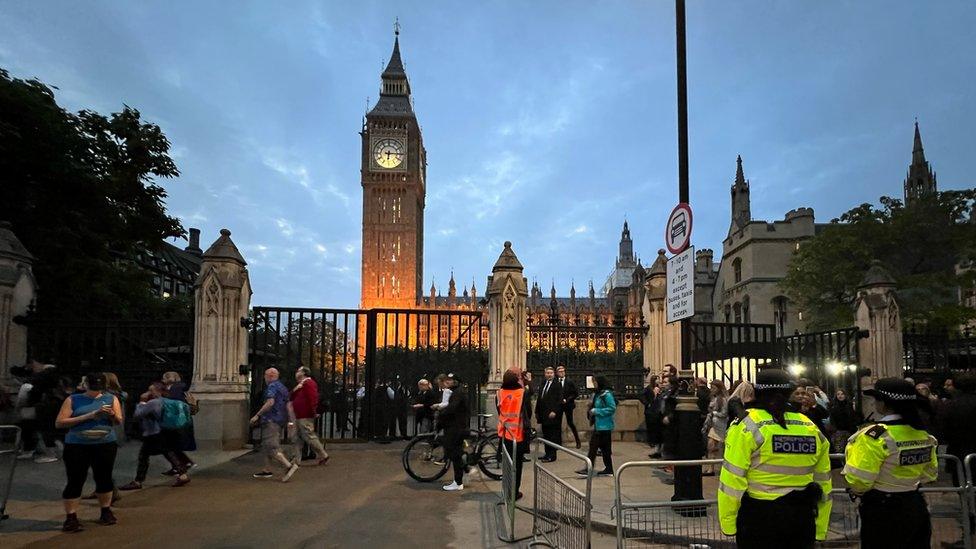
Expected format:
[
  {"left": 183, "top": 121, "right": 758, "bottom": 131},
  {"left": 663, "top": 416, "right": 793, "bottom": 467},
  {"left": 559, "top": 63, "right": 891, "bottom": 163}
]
[{"left": 160, "top": 398, "right": 191, "bottom": 430}]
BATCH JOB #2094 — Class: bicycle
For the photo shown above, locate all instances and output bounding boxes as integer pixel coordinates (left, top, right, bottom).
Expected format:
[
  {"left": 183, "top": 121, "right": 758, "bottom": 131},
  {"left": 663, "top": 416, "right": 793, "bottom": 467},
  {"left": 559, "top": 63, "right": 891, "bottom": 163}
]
[{"left": 402, "top": 413, "right": 503, "bottom": 482}]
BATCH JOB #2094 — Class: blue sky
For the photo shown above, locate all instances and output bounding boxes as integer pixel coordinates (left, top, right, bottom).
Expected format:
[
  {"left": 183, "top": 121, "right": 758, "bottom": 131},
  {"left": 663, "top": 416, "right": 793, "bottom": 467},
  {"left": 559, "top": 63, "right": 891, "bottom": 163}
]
[{"left": 2, "top": 1, "right": 974, "bottom": 308}]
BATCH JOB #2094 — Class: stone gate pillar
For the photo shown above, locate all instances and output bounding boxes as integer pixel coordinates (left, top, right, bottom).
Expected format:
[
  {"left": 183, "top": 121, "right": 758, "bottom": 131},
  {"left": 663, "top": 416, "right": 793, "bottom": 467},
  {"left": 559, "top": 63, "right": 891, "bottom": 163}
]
[
  {"left": 191, "top": 229, "right": 252, "bottom": 450},
  {"left": 0, "top": 222, "right": 36, "bottom": 391},
  {"left": 643, "top": 250, "right": 681, "bottom": 376},
  {"left": 487, "top": 241, "right": 527, "bottom": 392},
  {"left": 854, "top": 261, "right": 903, "bottom": 381}
]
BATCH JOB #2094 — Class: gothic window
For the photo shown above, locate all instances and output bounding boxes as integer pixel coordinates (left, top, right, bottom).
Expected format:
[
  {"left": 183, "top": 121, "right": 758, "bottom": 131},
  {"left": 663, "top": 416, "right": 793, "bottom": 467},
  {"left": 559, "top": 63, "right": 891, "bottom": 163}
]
[
  {"left": 772, "top": 297, "right": 788, "bottom": 337},
  {"left": 733, "top": 302, "right": 742, "bottom": 324},
  {"left": 733, "top": 258, "right": 742, "bottom": 284},
  {"left": 743, "top": 295, "right": 751, "bottom": 323},
  {"left": 724, "top": 305, "right": 731, "bottom": 323}
]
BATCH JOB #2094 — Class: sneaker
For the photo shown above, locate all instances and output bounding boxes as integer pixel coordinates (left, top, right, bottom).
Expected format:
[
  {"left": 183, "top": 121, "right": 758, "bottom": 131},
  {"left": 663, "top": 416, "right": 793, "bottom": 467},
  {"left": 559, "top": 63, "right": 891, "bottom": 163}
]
[
  {"left": 282, "top": 463, "right": 299, "bottom": 483},
  {"left": 119, "top": 481, "right": 143, "bottom": 491},
  {"left": 62, "top": 514, "right": 83, "bottom": 533},
  {"left": 98, "top": 508, "right": 118, "bottom": 526},
  {"left": 162, "top": 468, "right": 179, "bottom": 477},
  {"left": 173, "top": 475, "right": 191, "bottom": 487},
  {"left": 17, "top": 451, "right": 34, "bottom": 460},
  {"left": 574, "top": 468, "right": 589, "bottom": 477},
  {"left": 34, "top": 455, "right": 58, "bottom": 464},
  {"left": 442, "top": 481, "right": 464, "bottom": 492},
  {"left": 253, "top": 471, "right": 274, "bottom": 479},
  {"left": 596, "top": 469, "right": 614, "bottom": 477},
  {"left": 317, "top": 455, "right": 330, "bottom": 466}
]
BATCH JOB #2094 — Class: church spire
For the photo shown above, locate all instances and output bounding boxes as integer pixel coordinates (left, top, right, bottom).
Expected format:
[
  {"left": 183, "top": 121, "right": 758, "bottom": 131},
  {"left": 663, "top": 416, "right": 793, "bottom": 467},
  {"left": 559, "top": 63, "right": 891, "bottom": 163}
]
[
  {"left": 731, "top": 154, "right": 751, "bottom": 229},
  {"left": 904, "top": 120, "right": 937, "bottom": 206},
  {"left": 372, "top": 20, "right": 412, "bottom": 107}
]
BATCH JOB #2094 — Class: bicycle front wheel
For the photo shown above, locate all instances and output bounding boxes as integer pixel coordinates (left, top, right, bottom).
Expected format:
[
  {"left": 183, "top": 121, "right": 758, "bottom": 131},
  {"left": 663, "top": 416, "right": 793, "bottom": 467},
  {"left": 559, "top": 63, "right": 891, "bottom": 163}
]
[
  {"left": 402, "top": 434, "right": 450, "bottom": 482},
  {"left": 477, "top": 433, "right": 503, "bottom": 481}
]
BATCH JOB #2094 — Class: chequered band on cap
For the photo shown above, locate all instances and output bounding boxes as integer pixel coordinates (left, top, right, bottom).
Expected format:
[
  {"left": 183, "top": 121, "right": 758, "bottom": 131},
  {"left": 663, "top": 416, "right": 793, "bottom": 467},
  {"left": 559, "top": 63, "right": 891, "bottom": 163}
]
[
  {"left": 872, "top": 389, "right": 917, "bottom": 401},
  {"left": 754, "top": 383, "right": 794, "bottom": 390}
]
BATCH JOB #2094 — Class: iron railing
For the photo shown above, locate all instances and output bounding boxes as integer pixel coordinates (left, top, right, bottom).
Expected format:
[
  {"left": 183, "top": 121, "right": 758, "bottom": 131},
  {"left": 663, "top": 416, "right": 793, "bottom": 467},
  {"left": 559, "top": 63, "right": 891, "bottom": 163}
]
[{"left": 904, "top": 324, "right": 976, "bottom": 375}]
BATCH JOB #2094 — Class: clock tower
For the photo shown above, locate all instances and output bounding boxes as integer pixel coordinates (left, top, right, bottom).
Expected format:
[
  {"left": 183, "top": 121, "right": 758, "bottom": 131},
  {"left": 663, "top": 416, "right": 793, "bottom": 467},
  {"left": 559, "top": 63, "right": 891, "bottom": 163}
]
[{"left": 360, "top": 25, "right": 426, "bottom": 309}]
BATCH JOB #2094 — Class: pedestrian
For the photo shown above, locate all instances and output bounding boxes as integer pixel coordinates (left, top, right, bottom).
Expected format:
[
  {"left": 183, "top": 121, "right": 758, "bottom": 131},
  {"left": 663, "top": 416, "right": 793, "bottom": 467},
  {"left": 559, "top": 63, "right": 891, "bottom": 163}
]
[
  {"left": 718, "top": 369, "right": 832, "bottom": 548},
  {"left": 640, "top": 377, "right": 664, "bottom": 458},
  {"left": 942, "top": 377, "right": 957, "bottom": 400},
  {"left": 535, "top": 366, "right": 563, "bottom": 462},
  {"left": 161, "top": 371, "right": 196, "bottom": 472},
  {"left": 104, "top": 373, "right": 128, "bottom": 445},
  {"left": 438, "top": 373, "right": 469, "bottom": 492},
  {"left": 575, "top": 375, "right": 616, "bottom": 477},
  {"left": 119, "top": 382, "right": 190, "bottom": 491},
  {"left": 496, "top": 368, "right": 531, "bottom": 499},
  {"left": 13, "top": 358, "right": 63, "bottom": 463},
  {"left": 55, "top": 373, "right": 124, "bottom": 532},
  {"left": 727, "top": 380, "right": 754, "bottom": 426},
  {"left": 843, "top": 377, "right": 938, "bottom": 549},
  {"left": 702, "top": 380, "right": 729, "bottom": 475},
  {"left": 411, "top": 379, "right": 437, "bottom": 435},
  {"left": 288, "top": 366, "right": 329, "bottom": 466},
  {"left": 556, "top": 365, "right": 581, "bottom": 449},
  {"left": 695, "top": 377, "right": 711, "bottom": 412},
  {"left": 791, "top": 387, "right": 829, "bottom": 436},
  {"left": 939, "top": 373, "right": 976, "bottom": 486},
  {"left": 827, "top": 388, "right": 860, "bottom": 454},
  {"left": 249, "top": 368, "right": 299, "bottom": 482},
  {"left": 388, "top": 376, "right": 409, "bottom": 440}
]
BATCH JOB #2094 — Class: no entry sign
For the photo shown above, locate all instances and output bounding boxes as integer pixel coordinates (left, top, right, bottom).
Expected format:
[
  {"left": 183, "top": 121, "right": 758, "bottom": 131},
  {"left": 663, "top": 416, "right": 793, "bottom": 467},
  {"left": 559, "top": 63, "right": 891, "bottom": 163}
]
[{"left": 665, "top": 203, "right": 693, "bottom": 254}]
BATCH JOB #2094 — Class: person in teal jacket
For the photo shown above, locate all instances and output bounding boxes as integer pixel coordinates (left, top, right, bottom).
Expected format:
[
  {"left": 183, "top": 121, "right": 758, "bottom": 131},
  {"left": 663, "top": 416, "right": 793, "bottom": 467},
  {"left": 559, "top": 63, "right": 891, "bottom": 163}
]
[{"left": 576, "top": 375, "right": 617, "bottom": 477}]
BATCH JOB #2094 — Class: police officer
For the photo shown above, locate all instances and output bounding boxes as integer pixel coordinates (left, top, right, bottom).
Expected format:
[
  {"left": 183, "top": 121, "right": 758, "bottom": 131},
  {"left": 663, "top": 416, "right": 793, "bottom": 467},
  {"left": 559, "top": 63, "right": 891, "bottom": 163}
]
[
  {"left": 718, "top": 369, "right": 832, "bottom": 549},
  {"left": 843, "top": 377, "right": 937, "bottom": 549}
]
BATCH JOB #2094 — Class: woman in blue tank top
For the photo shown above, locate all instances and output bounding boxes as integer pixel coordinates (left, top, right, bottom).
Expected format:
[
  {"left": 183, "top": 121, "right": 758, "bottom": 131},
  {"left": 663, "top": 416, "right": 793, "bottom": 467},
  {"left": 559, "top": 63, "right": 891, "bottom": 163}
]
[{"left": 55, "top": 372, "right": 123, "bottom": 532}]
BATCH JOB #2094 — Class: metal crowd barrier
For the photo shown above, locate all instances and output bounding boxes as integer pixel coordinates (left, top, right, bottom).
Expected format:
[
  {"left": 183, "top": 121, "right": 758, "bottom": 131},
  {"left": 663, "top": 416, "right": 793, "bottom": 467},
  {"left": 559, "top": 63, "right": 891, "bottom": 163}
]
[
  {"left": 0, "top": 425, "right": 22, "bottom": 523},
  {"left": 529, "top": 437, "right": 593, "bottom": 549},
  {"left": 613, "top": 454, "right": 972, "bottom": 549},
  {"left": 495, "top": 435, "right": 534, "bottom": 543}
]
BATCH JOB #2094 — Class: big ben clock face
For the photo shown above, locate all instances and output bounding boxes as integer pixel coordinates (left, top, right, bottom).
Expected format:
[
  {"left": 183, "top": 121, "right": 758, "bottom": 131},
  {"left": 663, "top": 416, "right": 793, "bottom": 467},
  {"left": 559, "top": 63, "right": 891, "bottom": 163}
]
[{"left": 373, "top": 138, "right": 405, "bottom": 169}]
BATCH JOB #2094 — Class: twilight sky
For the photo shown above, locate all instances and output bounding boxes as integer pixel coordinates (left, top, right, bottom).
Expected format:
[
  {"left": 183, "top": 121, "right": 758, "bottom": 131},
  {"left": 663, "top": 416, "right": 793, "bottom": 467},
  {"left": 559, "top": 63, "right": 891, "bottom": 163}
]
[{"left": 2, "top": 1, "right": 974, "bottom": 308}]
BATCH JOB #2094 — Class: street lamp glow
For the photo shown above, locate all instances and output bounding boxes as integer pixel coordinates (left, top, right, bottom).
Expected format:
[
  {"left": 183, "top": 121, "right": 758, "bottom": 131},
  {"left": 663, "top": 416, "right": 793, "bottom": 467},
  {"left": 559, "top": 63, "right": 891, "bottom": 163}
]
[
  {"left": 788, "top": 364, "right": 806, "bottom": 377},
  {"left": 826, "top": 361, "right": 844, "bottom": 376}
]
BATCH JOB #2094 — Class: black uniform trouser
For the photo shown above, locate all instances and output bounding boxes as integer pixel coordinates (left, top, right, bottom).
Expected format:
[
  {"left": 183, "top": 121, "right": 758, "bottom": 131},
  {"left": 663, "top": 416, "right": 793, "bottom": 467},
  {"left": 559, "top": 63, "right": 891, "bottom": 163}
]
[
  {"left": 736, "top": 494, "right": 816, "bottom": 549},
  {"left": 503, "top": 438, "right": 528, "bottom": 494},
  {"left": 859, "top": 490, "right": 930, "bottom": 549},
  {"left": 541, "top": 424, "right": 561, "bottom": 459},
  {"left": 563, "top": 406, "right": 580, "bottom": 446}
]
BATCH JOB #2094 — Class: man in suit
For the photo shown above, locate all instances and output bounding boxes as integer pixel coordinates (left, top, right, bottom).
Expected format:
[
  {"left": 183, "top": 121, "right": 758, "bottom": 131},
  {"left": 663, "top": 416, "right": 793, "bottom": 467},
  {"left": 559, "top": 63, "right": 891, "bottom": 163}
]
[
  {"left": 556, "top": 366, "right": 581, "bottom": 448},
  {"left": 535, "top": 366, "right": 563, "bottom": 462}
]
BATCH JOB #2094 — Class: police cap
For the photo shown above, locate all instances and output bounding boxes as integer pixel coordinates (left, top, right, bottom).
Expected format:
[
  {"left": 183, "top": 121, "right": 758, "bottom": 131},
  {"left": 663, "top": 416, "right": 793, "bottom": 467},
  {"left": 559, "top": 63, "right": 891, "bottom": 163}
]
[
  {"left": 863, "top": 377, "right": 920, "bottom": 404},
  {"left": 753, "top": 369, "right": 796, "bottom": 393}
]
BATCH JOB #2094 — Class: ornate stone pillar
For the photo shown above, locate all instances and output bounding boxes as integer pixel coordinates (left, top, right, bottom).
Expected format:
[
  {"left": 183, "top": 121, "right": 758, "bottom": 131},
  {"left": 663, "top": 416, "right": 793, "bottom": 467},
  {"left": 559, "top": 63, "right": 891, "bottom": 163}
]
[
  {"left": 191, "top": 229, "right": 252, "bottom": 450},
  {"left": 487, "top": 241, "right": 527, "bottom": 391},
  {"left": 0, "top": 222, "right": 36, "bottom": 391},
  {"left": 854, "top": 261, "right": 904, "bottom": 381},
  {"left": 642, "top": 250, "right": 681, "bottom": 377}
]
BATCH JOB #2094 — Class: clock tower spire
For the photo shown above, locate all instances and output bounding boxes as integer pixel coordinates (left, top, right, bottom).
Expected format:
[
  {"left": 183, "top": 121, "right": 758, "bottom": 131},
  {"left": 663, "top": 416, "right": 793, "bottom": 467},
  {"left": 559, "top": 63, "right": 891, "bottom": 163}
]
[{"left": 360, "top": 24, "right": 427, "bottom": 309}]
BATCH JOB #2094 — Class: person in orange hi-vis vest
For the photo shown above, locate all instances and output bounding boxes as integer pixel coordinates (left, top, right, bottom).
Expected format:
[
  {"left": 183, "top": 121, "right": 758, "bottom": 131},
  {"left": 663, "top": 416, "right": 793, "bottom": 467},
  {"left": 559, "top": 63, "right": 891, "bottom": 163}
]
[{"left": 497, "top": 368, "right": 534, "bottom": 500}]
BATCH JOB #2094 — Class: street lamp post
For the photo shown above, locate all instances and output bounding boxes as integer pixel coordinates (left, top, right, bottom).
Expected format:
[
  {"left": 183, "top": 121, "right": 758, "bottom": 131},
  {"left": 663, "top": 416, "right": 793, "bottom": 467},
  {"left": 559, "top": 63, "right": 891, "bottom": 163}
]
[{"left": 672, "top": 0, "right": 706, "bottom": 512}]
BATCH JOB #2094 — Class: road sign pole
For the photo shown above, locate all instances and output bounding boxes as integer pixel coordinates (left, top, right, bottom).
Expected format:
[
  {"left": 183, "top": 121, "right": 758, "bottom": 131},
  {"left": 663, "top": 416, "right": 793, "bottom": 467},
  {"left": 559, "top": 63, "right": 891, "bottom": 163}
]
[{"left": 675, "top": 0, "right": 692, "bottom": 374}]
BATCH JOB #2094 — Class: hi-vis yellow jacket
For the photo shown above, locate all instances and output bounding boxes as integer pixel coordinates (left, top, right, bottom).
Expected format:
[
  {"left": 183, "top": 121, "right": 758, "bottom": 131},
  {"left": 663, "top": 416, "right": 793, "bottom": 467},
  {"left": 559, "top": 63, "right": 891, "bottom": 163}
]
[
  {"left": 718, "top": 408, "right": 832, "bottom": 539},
  {"left": 843, "top": 423, "right": 937, "bottom": 494}
]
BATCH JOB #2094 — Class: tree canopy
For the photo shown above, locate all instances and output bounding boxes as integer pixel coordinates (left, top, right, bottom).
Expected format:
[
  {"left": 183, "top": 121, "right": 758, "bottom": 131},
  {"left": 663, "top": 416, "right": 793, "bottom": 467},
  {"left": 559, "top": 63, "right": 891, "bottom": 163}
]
[
  {"left": 781, "top": 191, "right": 976, "bottom": 331},
  {"left": 0, "top": 68, "right": 185, "bottom": 319}
]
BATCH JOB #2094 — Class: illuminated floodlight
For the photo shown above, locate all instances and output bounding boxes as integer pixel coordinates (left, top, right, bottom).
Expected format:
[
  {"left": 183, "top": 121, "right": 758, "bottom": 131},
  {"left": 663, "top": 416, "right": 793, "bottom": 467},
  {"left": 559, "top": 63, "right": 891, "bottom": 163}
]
[
  {"left": 847, "top": 364, "right": 857, "bottom": 372},
  {"left": 787, "top": 364, "right": 806, "bottom": 377},
  {"left": 826, "top": 361, "right": 844, "bottom": 376}
]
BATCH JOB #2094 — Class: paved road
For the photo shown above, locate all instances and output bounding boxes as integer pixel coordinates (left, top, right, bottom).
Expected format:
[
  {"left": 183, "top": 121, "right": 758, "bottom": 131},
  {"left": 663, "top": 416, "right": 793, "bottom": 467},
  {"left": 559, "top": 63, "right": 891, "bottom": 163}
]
[{"left": 4, "top": 443, "right": 485, "bottom": 548}]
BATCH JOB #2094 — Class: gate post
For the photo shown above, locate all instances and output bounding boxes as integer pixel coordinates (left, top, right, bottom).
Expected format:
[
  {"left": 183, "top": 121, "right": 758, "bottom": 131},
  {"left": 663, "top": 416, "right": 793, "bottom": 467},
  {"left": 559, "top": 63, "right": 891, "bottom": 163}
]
[
  {"left": 0, "top": 222, "right": 36, "bottom": 392},
  {"left": 853, "top": 261, "right": 903, "bottom": 382},
  {"left": 191, "top": 229, "right": 252, "bottom": 450},
  {"left": 642, "top": 250, "right": 681, "bottom": 375},
  {"left": 486, "top": 241, "right": 527, "bottom": 394}
]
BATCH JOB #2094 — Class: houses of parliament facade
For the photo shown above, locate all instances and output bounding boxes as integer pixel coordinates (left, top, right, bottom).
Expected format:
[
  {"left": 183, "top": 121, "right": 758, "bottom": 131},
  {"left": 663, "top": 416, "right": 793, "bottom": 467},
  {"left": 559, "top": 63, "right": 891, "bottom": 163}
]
[{"left": 359, "top": 29, "right": 941, "bottom": 335}]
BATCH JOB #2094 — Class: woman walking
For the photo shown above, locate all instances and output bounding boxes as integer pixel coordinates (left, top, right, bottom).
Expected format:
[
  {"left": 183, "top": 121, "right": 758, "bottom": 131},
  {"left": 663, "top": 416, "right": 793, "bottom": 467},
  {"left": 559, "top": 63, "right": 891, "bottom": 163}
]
[
  {"left": 575, "top": 375, "right": 617, "bottom": 477},
  {"left": 119, "top": 382, "right": 190, "bottom": 491},
  {"left": 55, "top": 373, "right": 123, "bottom": 532},
  {"left": 702, "top": 380, "right": 729, "bottom": 475},
  {"left": 162, "top": 371, "right": 195, "bottom": 472}
]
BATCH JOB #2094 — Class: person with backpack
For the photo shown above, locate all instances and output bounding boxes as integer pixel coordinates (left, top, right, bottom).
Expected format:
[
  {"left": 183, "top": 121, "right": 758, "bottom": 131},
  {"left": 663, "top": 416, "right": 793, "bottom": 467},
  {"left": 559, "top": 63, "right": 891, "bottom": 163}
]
[
  {"left": 119, "top": 382, "right": 190, "bottom": 490},
  {"left": 250, "top": 368, "right": 300, "bottom": 482},
  {"left": 288, "top": 366, "right": 329, "bottom": 466}
]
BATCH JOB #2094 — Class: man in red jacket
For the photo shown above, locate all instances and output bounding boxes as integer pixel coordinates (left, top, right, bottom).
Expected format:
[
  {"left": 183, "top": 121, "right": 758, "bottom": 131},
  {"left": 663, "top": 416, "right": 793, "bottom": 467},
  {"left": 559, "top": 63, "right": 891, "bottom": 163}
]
[{"left": 288, "top": 367, "right": 329, "bottom": 466}]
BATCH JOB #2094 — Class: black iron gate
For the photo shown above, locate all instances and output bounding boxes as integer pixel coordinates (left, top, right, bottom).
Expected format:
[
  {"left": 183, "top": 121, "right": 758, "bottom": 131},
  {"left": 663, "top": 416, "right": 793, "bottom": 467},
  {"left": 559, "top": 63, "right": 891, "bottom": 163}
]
[
  {"left": 526, "top": 322, "right": 647, "bottom": 398},
  {"left": 690, "top": 321, "right": 776, "bottom": 385},
  {"left": 248, "top": 307, "right": 488, "bottom": 441}
]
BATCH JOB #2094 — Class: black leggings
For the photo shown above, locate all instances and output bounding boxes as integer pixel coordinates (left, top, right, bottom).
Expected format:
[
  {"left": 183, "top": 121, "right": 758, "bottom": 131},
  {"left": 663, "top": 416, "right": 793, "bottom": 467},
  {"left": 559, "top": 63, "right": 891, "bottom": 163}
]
[
  {"left": 587, "top": 430, "right": 613, "bottom": 471},
  {"left": 62, "top": 442, "right": 117, "bottom": 500},
  {"left": 135, "top": 434, "right": 185, "bottom": 482}
]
